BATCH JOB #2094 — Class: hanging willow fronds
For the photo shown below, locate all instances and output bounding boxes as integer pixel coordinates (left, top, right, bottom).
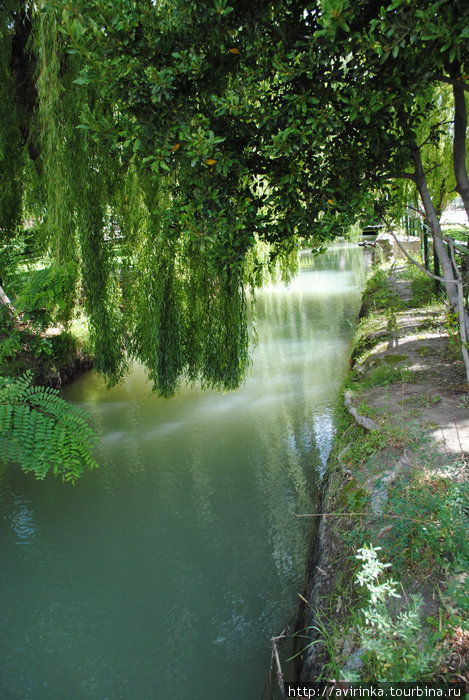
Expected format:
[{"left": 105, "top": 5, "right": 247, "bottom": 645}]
[
  {"left": 3, "top": 2, "right": 303, "bottom": 400},
  {"left": 0, "top": 5, "right": 24, "bottom": 237}
]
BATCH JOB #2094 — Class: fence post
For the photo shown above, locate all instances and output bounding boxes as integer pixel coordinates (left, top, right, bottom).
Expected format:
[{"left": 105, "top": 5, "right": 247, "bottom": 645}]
[
  {"left": 423, "top": 233, "right": 429, "bottom": 271},
  {"left": 434, "top": 245, "right": 441, "bottom": 295}
]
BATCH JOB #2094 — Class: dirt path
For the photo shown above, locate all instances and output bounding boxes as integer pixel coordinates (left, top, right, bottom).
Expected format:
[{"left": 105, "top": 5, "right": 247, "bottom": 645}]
[
  {"left": 300, "top": 263, "right": 469, "bottom": 685},
  {"left": 355, "top": 265, "right": 469, "bottom": 457}
]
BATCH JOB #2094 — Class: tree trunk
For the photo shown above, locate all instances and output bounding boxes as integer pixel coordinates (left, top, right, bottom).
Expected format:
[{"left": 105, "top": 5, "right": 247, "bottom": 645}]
[
  {"left": 452, "top": 84, "right": 469, "bottom": 296},
  {"left": 410, "top": 142, "right": 469, "bottom": 339},
  {"left": 0, "top": 284, "right": 15, "bottom": 316},
  {"left": 452, "top": 84, "right": 469, "bottom": 223}
]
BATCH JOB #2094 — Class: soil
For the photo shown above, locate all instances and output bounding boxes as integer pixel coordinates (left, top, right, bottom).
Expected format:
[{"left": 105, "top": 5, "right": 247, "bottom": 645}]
[
  {"left": 1, "top": 323, "right": 93, "bottom": 390},
  {"left": 36, "top": 352, "right": 94, "bottom": 389},
  {"left": 355, "top": 316, "right": 469, "bottom": 457}
]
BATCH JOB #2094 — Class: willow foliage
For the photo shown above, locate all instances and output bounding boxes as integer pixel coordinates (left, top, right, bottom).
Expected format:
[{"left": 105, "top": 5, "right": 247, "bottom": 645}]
[
  {"left": 3, "top": 0, "right": 386, "bottom": 407},
  {"left": 9, "top": 0, "right": 297, "bottom": 398},
  {"left": 0, "top": 5, "right": 24, "bottom": 238},
  {"left": 32, "top": 6, "right": 127, "bottom": 382},
  {"left": 125, "top": 198, "right": 251, "bottom": 396}
]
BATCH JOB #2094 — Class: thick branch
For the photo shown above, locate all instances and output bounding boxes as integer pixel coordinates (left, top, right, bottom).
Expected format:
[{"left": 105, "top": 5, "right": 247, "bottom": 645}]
[
  {"left": 410, "top": 143, "right": 460, "bottom": 292},
  {"left": 435, "top": 177, "right": 447, "bottom": 219},
  {"left": 408, "top": 141, "right": 469, "bottom": 376},
  {"left": 436, "top": 75, "right": 469, "bottom": 93}
]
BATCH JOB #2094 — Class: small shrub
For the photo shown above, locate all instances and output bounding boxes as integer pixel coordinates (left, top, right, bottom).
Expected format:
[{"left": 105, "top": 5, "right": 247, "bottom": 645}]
[
  {"left": 360, "top": 364, "right": 413, "bottom": 388},
  {"left": 445, "top": 309, "right": 462, "bottom": 359},
  {"left": 355, "top": 545, "right": 439, "bottom": 682},
  {"left": 0, "top": 329, "right": 22, "bottom": 365},
  {"left": 382, "top": 476, "right": 469, "bottom": 578},
  {"left": 361, "top": 268, "right": 405, "bottom": 313},
  {"left": 411, "top": 274, "right": 438, "bottom": 307}
]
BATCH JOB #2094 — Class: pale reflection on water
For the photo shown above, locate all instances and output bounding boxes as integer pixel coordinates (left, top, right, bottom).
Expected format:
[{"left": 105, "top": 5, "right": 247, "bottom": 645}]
[
  {"left": 8, "top": 498, "right": 36, "bottom": 546},
  {"left": 0, "top": 245, "right": 367, "bottom": 699}
]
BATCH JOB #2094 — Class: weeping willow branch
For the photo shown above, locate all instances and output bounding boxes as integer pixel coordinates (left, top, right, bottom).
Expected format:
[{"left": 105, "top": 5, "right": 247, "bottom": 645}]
[{"left": 5, "top": 3, "right": 303, "bottom": 398}]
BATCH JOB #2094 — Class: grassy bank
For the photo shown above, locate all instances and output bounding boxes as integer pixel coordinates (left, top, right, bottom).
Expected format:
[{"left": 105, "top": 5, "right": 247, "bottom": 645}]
[
  {"left": 0, "top": 260, "right": 93, "bottom": 388},
  {"left": 299, "top": 261, "right": 469, "bottom": 686}
]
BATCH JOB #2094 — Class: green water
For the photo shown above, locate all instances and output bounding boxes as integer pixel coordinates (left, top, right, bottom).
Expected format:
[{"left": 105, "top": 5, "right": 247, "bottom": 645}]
[{"left": 0, "top": 245, "right": 367, "bottom": 699}]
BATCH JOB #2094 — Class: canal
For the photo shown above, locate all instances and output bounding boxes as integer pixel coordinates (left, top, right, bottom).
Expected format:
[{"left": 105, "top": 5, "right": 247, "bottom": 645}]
[{"left": 0, "top": 245, "right": 367, "bottom": 698}]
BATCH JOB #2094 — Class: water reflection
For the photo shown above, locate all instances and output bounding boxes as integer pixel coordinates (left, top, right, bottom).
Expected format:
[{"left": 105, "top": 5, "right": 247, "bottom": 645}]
[
  {"left": 0, "top": 245, "right": 367, "bottom": 699},
  {"left": 9, "top": 499, "right": 37, "bottom": 546}
]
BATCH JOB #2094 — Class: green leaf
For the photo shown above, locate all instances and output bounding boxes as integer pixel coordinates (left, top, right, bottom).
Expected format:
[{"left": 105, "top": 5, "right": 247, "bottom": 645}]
[{"left": 73, "top": 76, "right": 90, "bottom": 86}]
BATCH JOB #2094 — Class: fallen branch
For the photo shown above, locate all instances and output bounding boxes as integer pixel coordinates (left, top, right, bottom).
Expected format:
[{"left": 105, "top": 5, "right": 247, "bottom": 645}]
[
  {"left": 343, "top": 391, "right": 379, "bottom": 431},
  {"left": 270, "top": 632, "right": 287, "bottom": 699},
  {"left": 272, "top": 639, "right": 286, "bottom": 699}
]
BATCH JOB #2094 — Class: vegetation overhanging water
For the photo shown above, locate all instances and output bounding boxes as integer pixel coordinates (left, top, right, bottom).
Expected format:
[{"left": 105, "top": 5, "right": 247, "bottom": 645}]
[{"left": 0, "top": 245, "right": 366, "bottom": 699}]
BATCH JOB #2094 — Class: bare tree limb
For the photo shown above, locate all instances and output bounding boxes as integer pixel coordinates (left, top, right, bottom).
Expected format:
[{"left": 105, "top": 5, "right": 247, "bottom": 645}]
[
  {"left": 270, "top": 634, "right": 287, "bottom": 700},
  {"left": 417, "top": 121, "right": 454, "bottom": 150},
  {"left": 423, "top": 163, "right": 443, "bottom": 177},
  {"left": 452, "top": 83, "right": 469, "bottom": 223},
  {"left": 406, "top": 203, "right": 428, "bottom": 220}
]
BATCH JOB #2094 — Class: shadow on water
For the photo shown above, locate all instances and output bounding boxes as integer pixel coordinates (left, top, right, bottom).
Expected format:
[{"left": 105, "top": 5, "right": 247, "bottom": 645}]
[{"left": 0, "top": 245, "right": 368, "bottom": 699}]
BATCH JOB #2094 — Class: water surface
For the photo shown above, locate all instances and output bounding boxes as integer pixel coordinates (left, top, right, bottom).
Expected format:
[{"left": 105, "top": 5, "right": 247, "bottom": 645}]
[{"left": 0, "top": 245, "right": 367, "bottom": 699}]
